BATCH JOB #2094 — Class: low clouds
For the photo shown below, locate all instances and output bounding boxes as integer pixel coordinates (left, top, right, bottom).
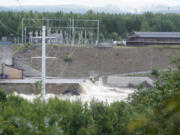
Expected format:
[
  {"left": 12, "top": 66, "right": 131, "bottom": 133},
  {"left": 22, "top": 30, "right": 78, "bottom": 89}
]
[{"left": 1, "top": 0, "right": 180, "bottom": 9}]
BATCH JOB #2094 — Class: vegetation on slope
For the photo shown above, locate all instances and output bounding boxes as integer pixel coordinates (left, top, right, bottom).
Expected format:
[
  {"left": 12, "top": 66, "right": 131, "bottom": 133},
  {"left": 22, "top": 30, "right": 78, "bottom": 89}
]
[{"left": 0, "top": 57, "right": 179, "bottom": 135}]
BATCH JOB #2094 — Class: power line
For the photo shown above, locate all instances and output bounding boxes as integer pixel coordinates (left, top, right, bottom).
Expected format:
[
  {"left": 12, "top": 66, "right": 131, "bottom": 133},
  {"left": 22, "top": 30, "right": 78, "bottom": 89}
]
[
  {"left": 0, "top": 19, "right": 28, "bottom": 40},
  {"left": 0, "top": 20, "right": 21, "bottom": 37}
]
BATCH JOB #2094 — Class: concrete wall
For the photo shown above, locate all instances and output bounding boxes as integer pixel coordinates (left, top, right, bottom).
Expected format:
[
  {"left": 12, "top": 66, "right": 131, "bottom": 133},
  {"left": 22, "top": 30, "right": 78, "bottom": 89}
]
[
  {"left": 14, "top": 46, "right": 180, "bottom": 78},
  {"left": 0, "top": 46, "right": 13, "bottom": 73},
  {"left": 0, "top": 83, "right": 81, "bottom": 95},
  {"left": 105, "top": 76, "right": 154, "bottom": 88}
]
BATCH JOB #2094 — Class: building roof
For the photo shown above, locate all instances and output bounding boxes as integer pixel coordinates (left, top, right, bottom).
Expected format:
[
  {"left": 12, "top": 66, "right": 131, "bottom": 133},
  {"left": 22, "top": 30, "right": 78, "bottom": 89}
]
[
  {"left": 2, "top": 63, "right": 24, "bottom": 71},
  {"left": 0, "top": 41, "right": 12, "bottom": 45},
  {"left": 133, "top": 32, "right": 180, "bottom": 38}
]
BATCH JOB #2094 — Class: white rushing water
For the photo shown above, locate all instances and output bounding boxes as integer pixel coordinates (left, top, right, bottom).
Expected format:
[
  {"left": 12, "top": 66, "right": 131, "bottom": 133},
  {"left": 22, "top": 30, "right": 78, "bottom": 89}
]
[{"left": 14, "top": 80, "right": 135, "bottom": 104}]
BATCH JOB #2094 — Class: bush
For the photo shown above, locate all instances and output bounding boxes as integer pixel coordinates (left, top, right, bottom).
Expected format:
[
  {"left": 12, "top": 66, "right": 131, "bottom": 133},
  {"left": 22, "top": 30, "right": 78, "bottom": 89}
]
[
  {"left": 115, "top": 53, "right": 119, "bottom": 56},
  {"left": 35, "top": 80, "right": 42, "bottom": 93},
  {"left": 53, "top": 44, "right": 59, "bottom": 49},
  {"left": 0, "top": 88, "right": 6, "bottom": 102},
  {"left": 151, "top": 69, "right": 159, "bottom": 77},
  {"left": 23, "top": 43, "right": 31, "bottom": 49},
  {"left": 63, "top": 53, "right": 72, "bottom": 62},
  {"left": 77, "top": 128, "right": 90, "bottom": 135}
]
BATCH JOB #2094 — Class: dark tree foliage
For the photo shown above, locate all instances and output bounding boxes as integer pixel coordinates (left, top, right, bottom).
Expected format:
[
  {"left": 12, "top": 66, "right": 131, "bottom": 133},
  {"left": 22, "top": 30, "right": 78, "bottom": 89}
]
[
  {"left": 0, "top": 88, "right": 6, "bottom": 102},
  {"left": 1, "top": 11, "right": 180, "bottom": 40},
  {"left": 128, "top": 58, "right": 180, "bottom": 135}
]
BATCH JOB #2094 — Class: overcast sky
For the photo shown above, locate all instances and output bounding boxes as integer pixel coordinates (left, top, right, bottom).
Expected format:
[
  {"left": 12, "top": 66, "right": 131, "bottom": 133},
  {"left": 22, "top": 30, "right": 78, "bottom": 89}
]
[{"left": 1, "top": 0, "right": 180, "bottom": 9}]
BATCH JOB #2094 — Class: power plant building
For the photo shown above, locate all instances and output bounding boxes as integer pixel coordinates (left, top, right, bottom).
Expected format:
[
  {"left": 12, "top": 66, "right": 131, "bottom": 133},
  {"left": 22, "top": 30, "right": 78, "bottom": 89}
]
[{"left": 126, "top": 32, "right": 180, "bottom": 45}]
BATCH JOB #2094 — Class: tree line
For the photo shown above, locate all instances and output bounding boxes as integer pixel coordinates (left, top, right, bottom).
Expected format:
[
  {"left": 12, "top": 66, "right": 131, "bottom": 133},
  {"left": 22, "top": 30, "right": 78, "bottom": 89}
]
[{"left": 0, "top": 11, "right": 180, "bottom": 41}]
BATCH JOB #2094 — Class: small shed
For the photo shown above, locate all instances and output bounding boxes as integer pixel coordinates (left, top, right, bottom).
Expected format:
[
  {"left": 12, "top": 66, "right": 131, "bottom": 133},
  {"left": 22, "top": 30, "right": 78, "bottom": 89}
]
[{"left": 1, "top": 63, "right": 23, "bottom": 79}]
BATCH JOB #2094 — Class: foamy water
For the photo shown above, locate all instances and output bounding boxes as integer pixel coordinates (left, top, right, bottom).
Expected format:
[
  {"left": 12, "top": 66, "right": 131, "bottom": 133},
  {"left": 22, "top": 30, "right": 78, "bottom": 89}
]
[{"left": 13, "top": 80, "right": 135, "bottom": 104}]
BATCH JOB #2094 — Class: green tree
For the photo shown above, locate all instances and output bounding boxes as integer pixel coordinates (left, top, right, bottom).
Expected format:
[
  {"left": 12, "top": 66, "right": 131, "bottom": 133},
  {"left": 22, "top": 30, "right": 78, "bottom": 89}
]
[
  {"left": 128, "top": 57, "right": 180, "bottom": 135},
  {"left": 141, "top": 21, "right": 152, "bottom": 31}
]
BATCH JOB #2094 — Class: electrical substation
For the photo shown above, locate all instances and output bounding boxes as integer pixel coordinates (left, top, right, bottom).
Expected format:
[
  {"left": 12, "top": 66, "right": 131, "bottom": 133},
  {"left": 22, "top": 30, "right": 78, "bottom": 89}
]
[{"left": 22, "top": 18, "right": 100, "bottom": 45}]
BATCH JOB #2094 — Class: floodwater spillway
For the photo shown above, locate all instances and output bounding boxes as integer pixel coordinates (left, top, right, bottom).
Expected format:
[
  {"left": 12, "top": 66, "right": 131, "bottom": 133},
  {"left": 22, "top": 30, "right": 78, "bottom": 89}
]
[{"left": 0, "top": 78, "right": 135, "bottom": 103}]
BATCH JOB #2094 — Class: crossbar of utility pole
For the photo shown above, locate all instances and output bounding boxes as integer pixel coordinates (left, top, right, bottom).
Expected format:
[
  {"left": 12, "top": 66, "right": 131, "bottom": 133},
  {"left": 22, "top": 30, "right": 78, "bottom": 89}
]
[
  {"left": 26, "top": 26, "right": 97, "bottom": 30},
  {"left": 24, "top": 18, "right": 71, "bottom": 21},
  {"left": 31, "top": 57, "right": 56, "bottom": 63},
  {"left": 32, "top": 37, "right": 55, "bottom": 39}
]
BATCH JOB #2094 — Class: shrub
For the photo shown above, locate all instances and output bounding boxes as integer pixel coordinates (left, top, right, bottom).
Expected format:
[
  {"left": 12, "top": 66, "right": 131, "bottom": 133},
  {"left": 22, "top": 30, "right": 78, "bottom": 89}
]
[
  {"left": 151, "top": 69, "right": 159, "bottom": 77},
  {"left": 23, "top": 43, "right": 31, "bottom": 49},
  {"left": 63, "top": 53, "right": 72, "bottom": 62},
  {"left": 115, "top": 53, "right": 119, "bottom": 56},
  {"left": 35, "top": 80, "right": 42, "bottom": 93},
  {"left": 0, "top": 88, "right": 6, "bottom": 102},
  {"left": 77, "top": 128, "right": 90, "bottom": 135},
  {"left": 53, "top": 44, "right": 59, "bottom": 49}
]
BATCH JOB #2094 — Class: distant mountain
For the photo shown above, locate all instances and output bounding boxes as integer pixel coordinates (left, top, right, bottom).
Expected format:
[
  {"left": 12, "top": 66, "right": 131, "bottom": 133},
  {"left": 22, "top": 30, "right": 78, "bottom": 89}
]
[
  {"left": 0, "top": 5, "right": 89, "bottom": 13},
  {"left": 0, "top": 4, "right": 180, "bottom": 14},
  {"left": 0, "top": 6, "right": 10, "bottom": 11},
  {"left": 144, "top": 5, "right": 180, "bottom": 14},
  {"left": 93, "top": 5, "right": 123, "bottom": 14},
  {"left": 0, "top": 5, "right": 90, "bottom": 13}
]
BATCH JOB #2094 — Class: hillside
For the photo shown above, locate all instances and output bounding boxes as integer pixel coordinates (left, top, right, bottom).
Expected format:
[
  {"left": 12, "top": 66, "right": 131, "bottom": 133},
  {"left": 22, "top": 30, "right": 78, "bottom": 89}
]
[{"left": 13, "top": 45, "right": 180, "bottom": 78}]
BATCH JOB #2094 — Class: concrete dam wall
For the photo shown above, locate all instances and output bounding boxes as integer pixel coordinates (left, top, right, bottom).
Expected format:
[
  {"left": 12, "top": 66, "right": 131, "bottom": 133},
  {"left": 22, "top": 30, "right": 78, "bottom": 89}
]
[{"left": 0, "top": 82, "right": 81, "bottom": 95}]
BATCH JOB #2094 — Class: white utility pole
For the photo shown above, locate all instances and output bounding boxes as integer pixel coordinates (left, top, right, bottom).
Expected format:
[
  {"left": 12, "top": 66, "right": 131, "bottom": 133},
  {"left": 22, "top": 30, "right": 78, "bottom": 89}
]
[
  {"left": 32, "top": 26, "right": 55, "bottom": 101},
  {"left": 85, "top": 29, "right": 87, "bottom": 44},
  {"left": 22, "top": 18, "right": 24, "bottom": 44},
  {"left": 97, "top": 20, "right": 99, "bottom": 45},
  {"left": 25, "top": 26, "right": 27, "bottom": 43},
  {"left": 42, "top": 26, "right": 46, "bottom": 101},
  {"left": 72, "top": 19, "right": 75, "bottom": 45}
]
